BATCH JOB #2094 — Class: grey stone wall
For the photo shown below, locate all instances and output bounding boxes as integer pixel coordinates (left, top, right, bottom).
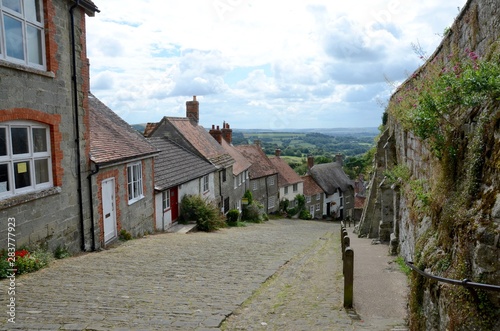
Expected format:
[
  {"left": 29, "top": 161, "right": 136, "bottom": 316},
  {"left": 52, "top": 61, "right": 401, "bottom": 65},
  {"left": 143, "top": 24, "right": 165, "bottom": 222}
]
[
  {"left": 0, "top": 1, "right": 93, "bottom": 253},
  {"left": 362, "top": 0, "right": 500, "bottom": 329}
]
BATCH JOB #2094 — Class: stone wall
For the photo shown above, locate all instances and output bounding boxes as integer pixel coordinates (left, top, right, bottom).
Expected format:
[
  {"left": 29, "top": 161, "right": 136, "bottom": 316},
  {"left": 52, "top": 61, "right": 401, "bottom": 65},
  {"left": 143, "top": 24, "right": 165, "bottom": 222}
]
[
  {"left": 359, "top": 0, "right": 500, "bottom": 329},
  {"left": 0, "top": 1, "right": 93, "bottom": 253}
]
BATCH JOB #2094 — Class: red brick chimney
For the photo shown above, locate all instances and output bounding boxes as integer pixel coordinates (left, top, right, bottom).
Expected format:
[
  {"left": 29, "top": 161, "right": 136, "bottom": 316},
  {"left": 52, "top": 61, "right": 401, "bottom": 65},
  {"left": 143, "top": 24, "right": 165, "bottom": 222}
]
[
  {"left": 209, "top": 125, "right": 222, "bottom": 144},
  {"left": 254, "top": 139, "right": 261, "bottom": 148},
  {"left": 186, "top": 96, "right": 199, "bottom": 124},
  {"left": 275, "top": 149, "right": 281, "bottom": 157},
  {"left": 307, "top": 155, "right": 314, "bottom": 169},
  {"left": 221, "top": 121, "right": 232, "bottom": 144}
]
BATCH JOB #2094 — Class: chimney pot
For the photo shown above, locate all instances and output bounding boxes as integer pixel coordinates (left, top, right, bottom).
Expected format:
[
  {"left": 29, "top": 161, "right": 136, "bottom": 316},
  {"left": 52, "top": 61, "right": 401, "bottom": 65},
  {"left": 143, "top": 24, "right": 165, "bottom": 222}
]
[
  {"left": 275, "top": 149, "right": 281, "bottom": 157},
  {"left": 336, "top": 153, "right": 343, "bottom": 166},
  {"left": 222, "top": 122, "right": 233, "bottom": 144},
  {"left": 209, "top": 125, "right": 222, "bottom": 145}
]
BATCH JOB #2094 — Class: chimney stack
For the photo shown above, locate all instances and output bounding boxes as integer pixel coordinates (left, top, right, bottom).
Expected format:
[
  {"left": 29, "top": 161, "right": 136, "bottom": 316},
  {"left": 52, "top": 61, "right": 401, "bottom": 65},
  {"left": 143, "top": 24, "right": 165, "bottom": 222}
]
[
  {"left": 336, "top": 153, "right": 343, "bottom": 166},
  {"left": 221, "top": 121, "right": 233, "bottom": 144},
  {"left": 186, "top": 96, "right": 199, "bottom": 124},
  {"left": 209, "top": 125, "right": 222, "bottom": 145},
  {"left": 307, "top": 155, "right": 314, "bottom": 169},
  {"left": 254, "top": 139, "right": 261, "bottom": 148},
  {"left": 275, "top": 149, "right": 281, "bottom": 157}
]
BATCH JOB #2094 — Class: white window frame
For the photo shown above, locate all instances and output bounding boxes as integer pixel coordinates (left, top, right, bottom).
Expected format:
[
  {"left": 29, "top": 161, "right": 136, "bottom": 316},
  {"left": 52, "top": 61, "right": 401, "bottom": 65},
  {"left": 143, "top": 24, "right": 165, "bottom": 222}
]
[
  {"left": 0, "top": 121, "right": 52, "bottom": 199},
  {"left": 127, "top": 162, "right": 144, "bottom": 204},
  {"left": 316, "top": 203, "right": 320, "bottom": 211},
  {"left": 269, "top": 176, "right": 275, "bottom": 186},
  {"left": 0, "top": 0, "right": 46, "bottom": 70},
  {"left": 310, "top": 205, "right": 315, "bottom": 215},
  {"left": 293, "top": 183, "right": 298, "bottom": 192},
  {"left": 268, "top": 195, "right": 275, "bottom": 209},
  {"left": 162, "top": 189, "right": 170, "bottom": 211},
  {"left": 306, "top": 195, "right": 311, "bottom": 203},
  {"left": 317, "top": 193, "right": 321, "bottom": 200},
  {"left": 252, "top": 180, "right": 257, "bottom": 191},
  {"left": 202, "top": 175, "right": 209, "bottom": 192},
  {"left": 233, "top": 175, "right": 237, "bottom": 189},
  {"left": 284, "top": 186, "right": 288, "bottom": 195}
]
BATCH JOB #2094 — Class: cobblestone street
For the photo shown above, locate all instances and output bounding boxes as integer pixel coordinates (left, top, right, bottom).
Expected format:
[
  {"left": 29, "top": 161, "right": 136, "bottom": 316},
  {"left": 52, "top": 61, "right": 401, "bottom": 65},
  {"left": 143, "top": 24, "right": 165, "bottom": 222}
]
[{"left": 0, "top": 219, "right": 408, "bottom": 330}]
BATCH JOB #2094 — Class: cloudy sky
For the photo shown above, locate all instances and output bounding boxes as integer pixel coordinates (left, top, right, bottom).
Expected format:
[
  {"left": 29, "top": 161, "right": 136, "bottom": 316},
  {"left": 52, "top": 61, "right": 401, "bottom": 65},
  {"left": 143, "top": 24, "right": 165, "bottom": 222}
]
[{"left": 86, "top": 0, "right": 466, "bottom": 130}]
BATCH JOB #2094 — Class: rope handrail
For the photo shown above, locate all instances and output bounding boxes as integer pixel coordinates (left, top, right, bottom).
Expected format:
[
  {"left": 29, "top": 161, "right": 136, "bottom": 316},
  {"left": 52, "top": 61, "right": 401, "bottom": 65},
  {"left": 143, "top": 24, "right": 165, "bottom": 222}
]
[{"left": 405, "top": 260, "right": 500, "bottom": 292}]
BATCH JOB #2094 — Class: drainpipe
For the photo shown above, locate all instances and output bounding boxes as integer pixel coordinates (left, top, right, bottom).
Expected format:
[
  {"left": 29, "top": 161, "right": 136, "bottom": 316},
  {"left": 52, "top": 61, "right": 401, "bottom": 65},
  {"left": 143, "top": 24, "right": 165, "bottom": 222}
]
[
  {"left": 70, "top": 1, "right": 86, "bottom": 252},
  {"left": 87, "top": 163, "right": 99, "bottom": 251}
]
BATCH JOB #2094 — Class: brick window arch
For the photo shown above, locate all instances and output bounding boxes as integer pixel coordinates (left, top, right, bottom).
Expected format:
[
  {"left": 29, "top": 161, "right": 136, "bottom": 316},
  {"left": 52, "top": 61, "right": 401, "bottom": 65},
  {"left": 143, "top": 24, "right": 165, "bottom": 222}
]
[{"left": 0, "top": 109, "right": 62, "bottom": 199}]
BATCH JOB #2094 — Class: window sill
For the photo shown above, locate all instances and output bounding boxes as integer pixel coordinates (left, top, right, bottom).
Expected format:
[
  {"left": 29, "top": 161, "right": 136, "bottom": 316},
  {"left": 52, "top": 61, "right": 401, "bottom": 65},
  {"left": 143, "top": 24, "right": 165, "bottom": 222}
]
[
  {"left": 0, "top": 186, "right": 61, "bottom": 210},
  {"left": 128, "top": 195, "right": 144, "bottom": 206},
  {"left": 0, "top": 60, "right": 54, "bottom": 78}
]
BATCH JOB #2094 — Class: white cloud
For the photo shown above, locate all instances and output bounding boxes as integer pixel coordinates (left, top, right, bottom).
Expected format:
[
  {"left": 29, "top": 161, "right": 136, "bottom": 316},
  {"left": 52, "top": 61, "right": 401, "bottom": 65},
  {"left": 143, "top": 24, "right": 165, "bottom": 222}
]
[{"left": 87, "top": 0, "right": 467, "bottom": 129}]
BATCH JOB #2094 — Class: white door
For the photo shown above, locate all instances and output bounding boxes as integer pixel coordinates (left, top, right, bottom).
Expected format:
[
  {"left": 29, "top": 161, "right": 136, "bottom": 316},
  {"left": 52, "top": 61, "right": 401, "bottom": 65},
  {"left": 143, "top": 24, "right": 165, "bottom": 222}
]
[{"left": 102, "top": 178, "right": 117, "bottom": 243}]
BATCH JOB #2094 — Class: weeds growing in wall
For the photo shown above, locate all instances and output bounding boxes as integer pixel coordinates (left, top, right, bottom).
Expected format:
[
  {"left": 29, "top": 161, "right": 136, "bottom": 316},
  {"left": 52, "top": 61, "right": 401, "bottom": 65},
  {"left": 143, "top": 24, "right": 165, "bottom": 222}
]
[{"left": 387, "top": 49, "right": 500, "bottom": 329}]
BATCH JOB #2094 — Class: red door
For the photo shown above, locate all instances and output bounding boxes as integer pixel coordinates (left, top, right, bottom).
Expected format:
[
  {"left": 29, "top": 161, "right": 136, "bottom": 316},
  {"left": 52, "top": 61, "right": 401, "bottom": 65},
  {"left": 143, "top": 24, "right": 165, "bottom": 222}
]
[{"left": 171, "top": 187, "right": 179, "bottom": 222}]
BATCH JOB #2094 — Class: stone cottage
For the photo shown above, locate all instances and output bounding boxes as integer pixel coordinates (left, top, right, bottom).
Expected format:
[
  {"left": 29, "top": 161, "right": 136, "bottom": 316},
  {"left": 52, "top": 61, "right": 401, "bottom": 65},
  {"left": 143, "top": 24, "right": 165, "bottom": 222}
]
[
  {"left": 269, "top": 149, "right": 304, "bottom": 206},
  {"left": 236, "top": 141, "right": 279, "bottom": 213},
  {"left": 88, "top": 94, "right": 158, "bottom": 247},
  {"left": 0, "top": 0, "right": 99, "bottom": 252}
]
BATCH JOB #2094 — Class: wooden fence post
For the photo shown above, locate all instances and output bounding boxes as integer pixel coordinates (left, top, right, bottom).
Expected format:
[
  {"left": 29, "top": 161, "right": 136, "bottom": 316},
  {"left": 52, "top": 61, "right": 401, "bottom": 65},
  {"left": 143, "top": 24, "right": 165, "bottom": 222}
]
[
  {"left": 343, "top": 236, "right": 350, "bottom": 275},
  {"left": 344, "top": 247, "right": 354, "bottom": 308}
]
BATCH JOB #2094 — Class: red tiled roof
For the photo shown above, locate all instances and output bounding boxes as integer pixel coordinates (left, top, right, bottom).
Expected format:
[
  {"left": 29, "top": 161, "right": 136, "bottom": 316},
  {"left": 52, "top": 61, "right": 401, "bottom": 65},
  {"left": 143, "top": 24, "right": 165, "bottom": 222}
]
[
  {"left": 301, "top": 175, "right": 323, "bottom": 196},
  {"left": 235, "top": 145, "right": 277, "bottom": 179},
  {"left": 89, "top": 94, "right": 157, "bottom": 165},
  {"left": 355, "top": 195, "right": 366, "bottom": 209},
  {"left": 143, "top": 122, "right": 159, "bottom": 137},
  {"left": 269, "top": 156, "right": 303, "bottom": 188},
  {"left": 221, "top": 140, "right": 251, "bottom": 176}
]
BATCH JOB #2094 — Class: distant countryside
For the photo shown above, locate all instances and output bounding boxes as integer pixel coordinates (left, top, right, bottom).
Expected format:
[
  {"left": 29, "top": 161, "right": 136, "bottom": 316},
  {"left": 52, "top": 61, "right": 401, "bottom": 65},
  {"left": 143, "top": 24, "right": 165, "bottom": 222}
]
[{"left": 134, "top": 124, "right": 379, "bottom": 178}]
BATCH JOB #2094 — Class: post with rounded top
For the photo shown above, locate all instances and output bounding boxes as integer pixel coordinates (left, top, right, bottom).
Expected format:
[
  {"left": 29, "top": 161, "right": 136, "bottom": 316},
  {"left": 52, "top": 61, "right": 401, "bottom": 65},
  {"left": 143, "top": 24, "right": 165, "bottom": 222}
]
[{"left": 344, "top": 247, "right": 354, "bottom": 308}]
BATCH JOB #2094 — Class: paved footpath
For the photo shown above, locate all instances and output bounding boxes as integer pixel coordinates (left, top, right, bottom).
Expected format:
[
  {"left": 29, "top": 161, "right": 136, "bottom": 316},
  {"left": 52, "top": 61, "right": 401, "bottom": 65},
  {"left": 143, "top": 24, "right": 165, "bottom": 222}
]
[{"left": 0, "top": 219, "right": 408, "bottom": 331}]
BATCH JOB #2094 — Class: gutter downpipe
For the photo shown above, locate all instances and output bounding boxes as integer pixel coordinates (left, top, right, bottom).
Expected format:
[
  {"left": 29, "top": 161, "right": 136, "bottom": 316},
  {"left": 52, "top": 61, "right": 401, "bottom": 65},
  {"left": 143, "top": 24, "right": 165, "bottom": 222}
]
[
  {"left": 70, "top": 1, "right": 86, "bottom": 252},
  {"left": 88, "top": 163, "right": 99, "bottom": 251}
]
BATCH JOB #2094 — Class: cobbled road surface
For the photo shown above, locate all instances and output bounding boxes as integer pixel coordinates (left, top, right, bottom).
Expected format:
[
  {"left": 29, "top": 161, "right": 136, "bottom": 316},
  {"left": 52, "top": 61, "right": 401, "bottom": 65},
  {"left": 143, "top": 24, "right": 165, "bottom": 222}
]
[{"left": 0, "top": 219, "right": 408, "bottom": 331}]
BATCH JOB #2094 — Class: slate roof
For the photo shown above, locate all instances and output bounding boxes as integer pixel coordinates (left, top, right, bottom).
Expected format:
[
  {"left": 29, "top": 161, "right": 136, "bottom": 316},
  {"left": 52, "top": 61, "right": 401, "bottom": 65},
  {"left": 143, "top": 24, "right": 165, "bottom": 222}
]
[
  {"left": 221, "top": 139, "right": 251, "bottom": 176},
  {"left": 301, "top": 175, "right": 324, "bottom": 196},
  {"left": 308, "top": 162, "right": 354, "bottom": 195},
  {"left": 148, "top": 137, "right": 217, "bottom": 191},
  {"left": 269, "top": 156, "right": 303, "bottom": 188},
  {"left": 89, "top": 93, "right": 158, "bottom": 165},
  {"left": 150, "top": 117, "right": 234, "bottom": 169},
  {"left": 235, "top": 145, "right": 277, "bottom": 179}
]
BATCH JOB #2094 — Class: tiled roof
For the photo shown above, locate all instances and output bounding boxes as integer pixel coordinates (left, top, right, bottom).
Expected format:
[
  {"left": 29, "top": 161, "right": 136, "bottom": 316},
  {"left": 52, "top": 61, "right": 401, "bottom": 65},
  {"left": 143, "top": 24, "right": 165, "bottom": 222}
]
[
  {"left": 301, "top": 175, "right": 324, "bottom": 196},
  {"left": 308, "top": 162, "right": 354, "bottom": 195},
  {"left": 235, "top": 145, "right": 277, "bottom": 179},
  {"left": 143, "top": 122, "right": 159, "bottom": 137},
  {"left": 148, "top": 137, "right": 217, "bottom": 191},
  {"left": 151, "top": 117, "right": 234, "bottom": 168},
  {"left": 89, "top": 93, "right": 157, "bottom": 165},
  {"left": 79, "top": 0, "right": 100, "bottom": 16},
  {"left": 355, "top": 195, "right": 366, "bottom": 209},
  {"left": 221, "top": 140, "right": 251, "bottom": 176},
  {"left": 269, "top": 156, "right": 303, "bottom": 188}
]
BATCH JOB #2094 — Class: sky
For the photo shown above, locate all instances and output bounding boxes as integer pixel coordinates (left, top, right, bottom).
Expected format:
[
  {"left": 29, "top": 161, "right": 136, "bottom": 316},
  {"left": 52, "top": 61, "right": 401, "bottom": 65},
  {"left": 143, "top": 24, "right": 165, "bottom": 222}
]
[{"left": 86, "top": 0, "right": 467, "bottom": 130}]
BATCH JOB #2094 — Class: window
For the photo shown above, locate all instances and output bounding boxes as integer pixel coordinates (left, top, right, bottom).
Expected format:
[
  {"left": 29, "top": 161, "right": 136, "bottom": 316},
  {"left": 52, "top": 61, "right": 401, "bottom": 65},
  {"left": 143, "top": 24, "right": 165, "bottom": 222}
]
[
  {"left": 224, "top": 197, "right": 230, "bottom": 214},
  {"left": 233, "top": 175, "right": 237, "bottom": 189},
  {"left": 293, "top": 183, "right": 298, "bottom": 192},
  {"left": 306, "top": 195, "right": 311, "bottom": 203},
  {"left": 0, "top": 121, "right": 52, "bottom": 199},
  {"left": 269, "top": 176, "right": 275, "bottom": 186},
  {"left": 221, "top": 168, "right": 226, "bottom": 182},
  {"left": 202, "top": 175, "right": 209, "bottom": 192},
  {"left": 316, "top": 193, "right": 321, "bottom": 200},
  {"left": 162, "top": 190, "right": 170, "bottom": 210},
  {"left": 268, "top": 196, "right": 275, "bottom": 209},
  {"left": 238, "top": 174, "right": 242, "bottom": 186},
  {"left": 127, "top": 162, "right": 143, "bottom": 203},
  {"left": 253, "top": 180, "right": 257, "bottom": 191},
  {"left": 289, "top": 200, "right": 295, "bottom": 208},
  {"left": 316, "top": 203, "right": 320, "bottom": 211},
  {"left": 310, "top": 205, "right": 315, "bottom": 215},
  {"left": 284, "top": 186, "right": 288, "bottom": 195},
  {"left": 0, "top": 0, "right": 45, "bottom": 69}
]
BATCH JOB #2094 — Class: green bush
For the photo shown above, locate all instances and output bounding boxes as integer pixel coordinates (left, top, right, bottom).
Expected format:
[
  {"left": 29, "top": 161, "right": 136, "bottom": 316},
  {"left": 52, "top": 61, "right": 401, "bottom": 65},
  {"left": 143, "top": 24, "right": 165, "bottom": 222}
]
[
  {"left": 54, "top": 245, "right": 71, "bottom": 259},
  {"left": 299, "top": 209, "right": 312, "bottom": 220},
  {"left": 180, "top": 195, "right": 226, "bottom": 232},
  {"left": 226, "top": 209, "right": 240, "bottom": 225},
  {"left": 242, "top": 202, "right": 267, "bottom": 223},
  {"left": 119, "top": 229, "right": 132, "bottom": 241}
]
